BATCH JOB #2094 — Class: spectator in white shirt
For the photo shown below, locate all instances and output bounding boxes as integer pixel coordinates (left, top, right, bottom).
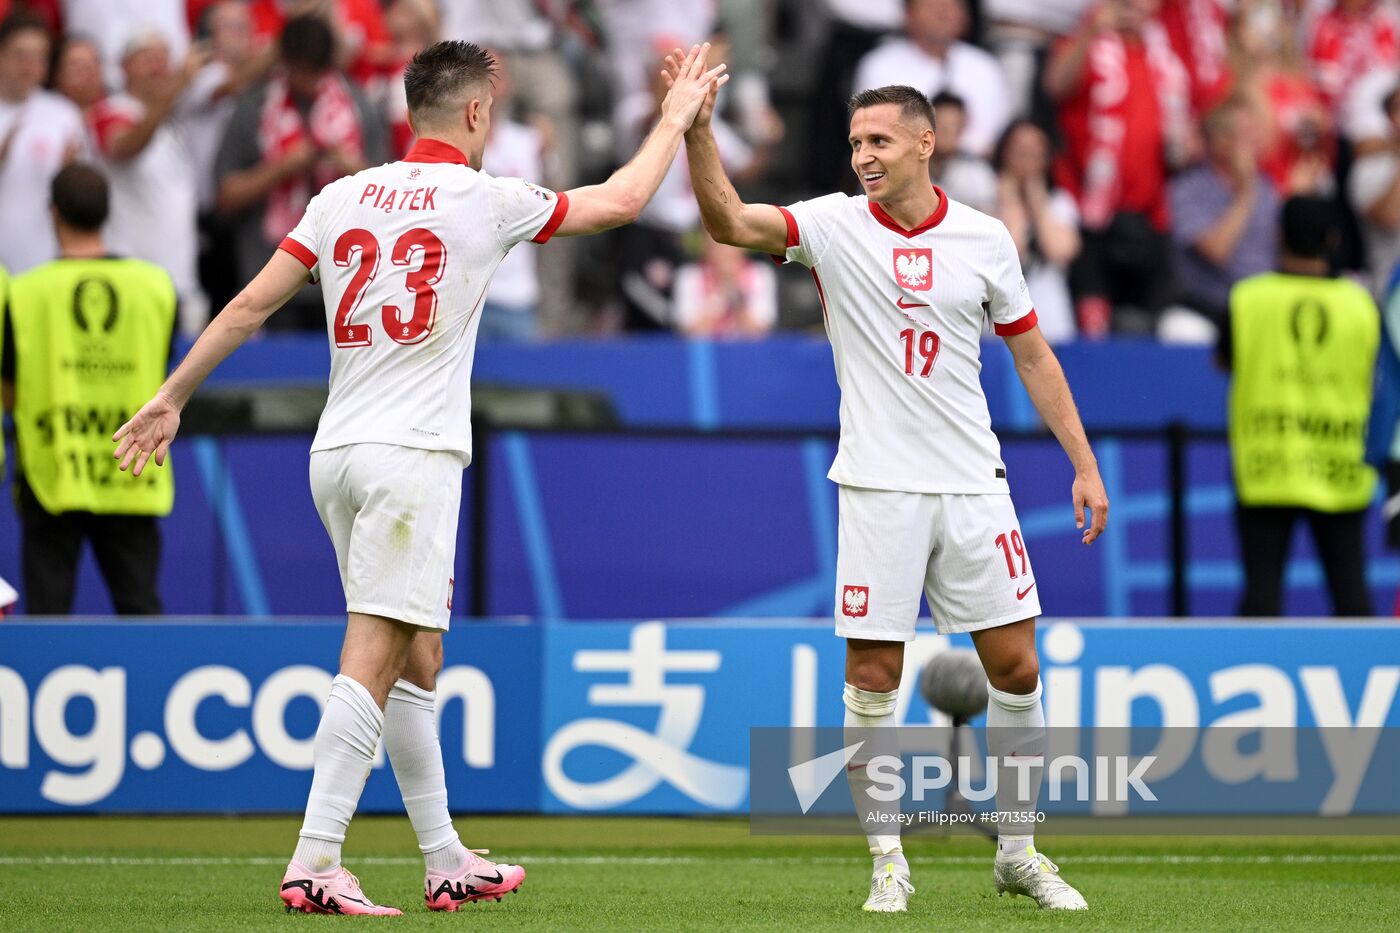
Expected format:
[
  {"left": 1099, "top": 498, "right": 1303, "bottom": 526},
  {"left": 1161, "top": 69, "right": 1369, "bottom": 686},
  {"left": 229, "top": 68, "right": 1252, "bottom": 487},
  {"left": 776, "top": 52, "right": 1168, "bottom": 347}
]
[
  {"left": 479, "top": 53, "right": 553, "bottom": 342},
  {"left": 60, "top": 0, "right": 189, "bottom": 90},
  {"left": 90, "top": 31, "right": 208, "bottom": 333},
  {"left": 853, "top": 0, "right": 1012, "bottom": 156},
  {"left": 0, "top": 13, "right": 86, "bottom": 274},
  {"left": 929, "top": 91, "right": 998, "bottom": 214}
]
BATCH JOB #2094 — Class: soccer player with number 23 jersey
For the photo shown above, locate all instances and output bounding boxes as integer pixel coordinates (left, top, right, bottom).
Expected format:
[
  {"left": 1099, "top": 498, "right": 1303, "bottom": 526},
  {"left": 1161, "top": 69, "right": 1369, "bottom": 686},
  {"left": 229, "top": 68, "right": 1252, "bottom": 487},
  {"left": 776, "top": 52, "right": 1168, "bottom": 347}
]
[{"left": 114, "top": 41, "right": 728, "bottom": 915}]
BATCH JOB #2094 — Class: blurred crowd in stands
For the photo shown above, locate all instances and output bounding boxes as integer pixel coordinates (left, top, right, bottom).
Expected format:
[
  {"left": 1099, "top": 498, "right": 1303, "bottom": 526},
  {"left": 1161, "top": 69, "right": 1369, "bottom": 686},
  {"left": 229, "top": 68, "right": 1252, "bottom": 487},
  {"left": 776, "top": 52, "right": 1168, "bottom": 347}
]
[{"left": 3, "top": 0, "right": 1400, "bottom": 343}]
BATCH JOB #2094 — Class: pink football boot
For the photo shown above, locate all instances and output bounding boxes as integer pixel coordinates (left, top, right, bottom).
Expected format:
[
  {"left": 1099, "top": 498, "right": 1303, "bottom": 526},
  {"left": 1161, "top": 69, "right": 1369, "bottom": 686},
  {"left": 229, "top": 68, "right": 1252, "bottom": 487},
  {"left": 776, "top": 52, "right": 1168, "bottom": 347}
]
[
  {"left": 280, "top": 862, "right": 403, "bottom": 916},
  {"left": 424, "top": 849, "right": 526, "bottom": 911}
]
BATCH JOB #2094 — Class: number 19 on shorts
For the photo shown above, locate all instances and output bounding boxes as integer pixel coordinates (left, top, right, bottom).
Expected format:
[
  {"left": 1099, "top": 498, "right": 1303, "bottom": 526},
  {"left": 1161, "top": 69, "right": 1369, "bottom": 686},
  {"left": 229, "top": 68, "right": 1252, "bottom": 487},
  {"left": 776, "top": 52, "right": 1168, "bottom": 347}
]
[{"left": 899, "top": 327, "right": 940, "bottom": 377}]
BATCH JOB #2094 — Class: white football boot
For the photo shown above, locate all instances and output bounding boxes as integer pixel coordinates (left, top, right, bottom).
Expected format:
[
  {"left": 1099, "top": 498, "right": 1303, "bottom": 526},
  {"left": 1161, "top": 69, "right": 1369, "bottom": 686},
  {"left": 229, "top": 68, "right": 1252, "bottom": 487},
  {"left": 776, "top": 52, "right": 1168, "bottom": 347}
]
[
  {"left": 994, "top": 846, "right": 1088, "bottom": 910},
  {"left": 862, "top": 862, "right": 915, "bottom": 912}
]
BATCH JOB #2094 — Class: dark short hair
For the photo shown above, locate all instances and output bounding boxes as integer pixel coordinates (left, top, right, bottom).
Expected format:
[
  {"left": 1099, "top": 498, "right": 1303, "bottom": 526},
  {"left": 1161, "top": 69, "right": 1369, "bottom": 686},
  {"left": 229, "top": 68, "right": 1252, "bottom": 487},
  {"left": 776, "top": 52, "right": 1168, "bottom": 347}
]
[
  {"left": 848, "top": 85, "right": 936, "bottom": 131},
  {"left": 51, "top": 163, "right": 108, "bottom": 231},
  {"left": 279, "top": 14, "right": 335, "bottom": 72},
  {"left": 0, "top": 12, "right": 50, "bottom": 48},
  {"left": 403, "top": 40, "right": 496, "bottom": 122},
  {"left": 1281, "top": 195, "right": 1335, "bottom": 259},
  {"left": 930, "top": 90, "right": 965, "bottom": 113}
]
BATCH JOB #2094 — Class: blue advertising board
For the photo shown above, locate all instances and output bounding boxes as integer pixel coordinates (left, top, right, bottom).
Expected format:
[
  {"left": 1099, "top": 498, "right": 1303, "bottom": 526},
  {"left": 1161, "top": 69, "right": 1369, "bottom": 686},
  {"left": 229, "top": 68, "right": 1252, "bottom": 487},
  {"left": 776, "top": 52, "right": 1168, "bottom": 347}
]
[
  {"left": 0, "top": 620, "right": 540, "bottom": 812},
  {"left": 1, "top": 431, "right": 1394, "bottom": 620},
  {"left": 1, "top": 619, "right": 1397, "bottom": 815}
]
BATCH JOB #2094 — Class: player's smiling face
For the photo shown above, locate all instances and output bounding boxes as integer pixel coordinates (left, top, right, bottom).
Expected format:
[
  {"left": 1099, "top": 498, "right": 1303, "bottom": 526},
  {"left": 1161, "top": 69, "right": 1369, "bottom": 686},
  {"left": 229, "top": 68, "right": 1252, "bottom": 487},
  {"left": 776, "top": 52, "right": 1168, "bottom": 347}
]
[{"left": 848, "top": 104, "right": 934, "bottom": 204}]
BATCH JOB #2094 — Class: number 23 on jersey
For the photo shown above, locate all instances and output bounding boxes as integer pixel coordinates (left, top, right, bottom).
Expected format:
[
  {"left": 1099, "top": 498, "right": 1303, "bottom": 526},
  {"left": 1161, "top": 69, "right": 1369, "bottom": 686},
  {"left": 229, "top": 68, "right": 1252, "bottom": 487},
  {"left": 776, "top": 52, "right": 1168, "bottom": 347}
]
[{"left": 333, "top": 227, "right": 447, "bottom": 347}]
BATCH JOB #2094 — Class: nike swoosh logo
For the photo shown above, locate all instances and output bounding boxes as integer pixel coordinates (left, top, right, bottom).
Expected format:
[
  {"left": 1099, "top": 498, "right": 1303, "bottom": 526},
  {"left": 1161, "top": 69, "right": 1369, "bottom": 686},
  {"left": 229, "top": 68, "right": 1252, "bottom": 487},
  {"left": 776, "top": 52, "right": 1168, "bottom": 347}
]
[
  {"left": 473, "top": 870, "right": 504, "bottom": 885},
  {"left": 896, "top": 298, "right": 929, "bottom": 309},
  {"left": 1016, "top": 582, "right": 1037, "bottom": 600}
]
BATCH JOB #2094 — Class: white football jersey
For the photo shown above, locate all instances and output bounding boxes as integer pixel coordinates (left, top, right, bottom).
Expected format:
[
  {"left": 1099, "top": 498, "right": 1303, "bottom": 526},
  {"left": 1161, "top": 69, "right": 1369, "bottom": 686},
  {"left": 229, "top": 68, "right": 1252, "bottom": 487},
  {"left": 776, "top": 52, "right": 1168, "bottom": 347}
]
[
  {"left": 280, "top": 138, "right": 568, "bottom": 464},
  {"left": 777, "top": 187, "right": 1037, "bottom": 494}
]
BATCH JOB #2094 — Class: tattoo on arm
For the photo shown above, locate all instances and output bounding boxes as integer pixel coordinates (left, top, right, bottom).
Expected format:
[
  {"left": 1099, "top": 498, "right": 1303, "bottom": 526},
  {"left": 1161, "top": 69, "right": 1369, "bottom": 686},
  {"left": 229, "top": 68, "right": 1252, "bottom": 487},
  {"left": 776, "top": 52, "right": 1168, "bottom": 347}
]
[{"left": 704, "top": 177, "right": 729, "bottom": 203}]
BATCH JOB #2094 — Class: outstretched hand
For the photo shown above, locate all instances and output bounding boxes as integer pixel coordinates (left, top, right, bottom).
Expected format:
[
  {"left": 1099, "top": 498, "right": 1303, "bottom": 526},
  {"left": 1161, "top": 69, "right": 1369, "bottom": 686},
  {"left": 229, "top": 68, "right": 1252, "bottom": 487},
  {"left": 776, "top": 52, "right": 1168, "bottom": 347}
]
[
  {"left": 112, "top": 391, "right": 181, "bottom": 477},
  {"left": 658, "top": 43, "right": 728, "bottom": 132},
  {"left": 1072, "top": 469, "right": 1109, "bottom": 545}
]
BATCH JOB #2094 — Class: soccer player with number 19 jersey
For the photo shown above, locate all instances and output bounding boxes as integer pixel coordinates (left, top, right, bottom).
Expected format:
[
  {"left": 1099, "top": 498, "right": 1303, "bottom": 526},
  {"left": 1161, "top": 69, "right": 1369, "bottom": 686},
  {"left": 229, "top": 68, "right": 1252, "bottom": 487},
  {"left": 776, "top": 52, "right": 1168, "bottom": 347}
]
[
  {"left": 675, "top": 71, "right": 1109, "bottom": 914},
  {"left": 115, "top": 41, "right": 727, "bottom": 915}
]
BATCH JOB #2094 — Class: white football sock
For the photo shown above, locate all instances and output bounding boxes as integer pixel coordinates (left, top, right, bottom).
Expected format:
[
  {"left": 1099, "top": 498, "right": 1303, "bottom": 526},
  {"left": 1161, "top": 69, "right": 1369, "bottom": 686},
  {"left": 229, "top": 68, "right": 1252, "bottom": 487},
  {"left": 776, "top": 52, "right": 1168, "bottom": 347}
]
[
  {"left": 843, "top": 682, "right": 903, "bottom": 863},
  {"left": 292, "top": 674, "right": 384, "bottom": 873},
  {"left": 986, "top": 678, "right": 1045, "bottom": 862},
  {"left": 383, "top": 679, "right": 468, "bottom": 873}
]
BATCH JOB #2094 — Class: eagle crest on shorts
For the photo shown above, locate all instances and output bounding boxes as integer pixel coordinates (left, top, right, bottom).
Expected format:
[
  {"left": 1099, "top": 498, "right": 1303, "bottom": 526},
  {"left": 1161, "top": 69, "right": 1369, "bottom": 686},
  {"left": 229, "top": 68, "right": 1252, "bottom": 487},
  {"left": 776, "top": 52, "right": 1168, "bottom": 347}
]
[
  {"left": 842, "top": 585, "right": 869, "bottom": 618},
  {"left": 892, "top": 248, "right": 933, "bottom": 291}
]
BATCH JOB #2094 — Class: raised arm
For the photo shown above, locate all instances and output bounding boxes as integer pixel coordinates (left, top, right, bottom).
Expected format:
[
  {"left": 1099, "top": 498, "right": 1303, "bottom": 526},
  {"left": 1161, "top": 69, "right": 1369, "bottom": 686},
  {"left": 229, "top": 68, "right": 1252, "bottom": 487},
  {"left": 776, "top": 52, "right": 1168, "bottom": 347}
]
[
  {"left": 1043, "top": 5, "right": 1115, "bottom": 103},
  {"left": 554, "top": 44, "right": 728, "bottom": 237},
  {"left": 1003, "top": 327, "right": 1109, "bottom": 544},
  {"left": 104, "top": 49, "right": 209, "bottom": 162},
  {"left": 112, "top": 249, "right": 311, "bottom": 475},
  {"left": 672, "top": 60, "right": 789, "bottom": 255}
]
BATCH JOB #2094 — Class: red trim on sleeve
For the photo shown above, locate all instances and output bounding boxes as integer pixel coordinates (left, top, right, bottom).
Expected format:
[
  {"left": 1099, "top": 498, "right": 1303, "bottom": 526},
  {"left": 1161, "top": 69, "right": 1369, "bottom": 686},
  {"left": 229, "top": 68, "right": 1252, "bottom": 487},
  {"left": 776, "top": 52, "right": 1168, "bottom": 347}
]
[
  {"left": 778, "top": 206, "right": 799, "bottom": 248},
  {"left": 768, "top": 205, "right": 800, "bottom": 266},
  {"left": 531, "top": 191, "right": 570, "bottom": 244},
  {"left": 278, "top": 236, "right": 318, "bottom": 270},
  {"left": 994, "top": 308, "right": 1039, "bottom": 336}
]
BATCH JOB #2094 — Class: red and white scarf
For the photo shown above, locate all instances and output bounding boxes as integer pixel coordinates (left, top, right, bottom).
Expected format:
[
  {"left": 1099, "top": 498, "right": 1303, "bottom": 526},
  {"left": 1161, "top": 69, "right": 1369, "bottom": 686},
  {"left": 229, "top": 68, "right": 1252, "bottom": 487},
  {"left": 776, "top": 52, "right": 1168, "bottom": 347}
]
[
  {"left": 1078, "top": 20, "right": 1192, "bottom": 229},
  {"left": 257, "top": 72, "right": 363, "bottom": 242}
]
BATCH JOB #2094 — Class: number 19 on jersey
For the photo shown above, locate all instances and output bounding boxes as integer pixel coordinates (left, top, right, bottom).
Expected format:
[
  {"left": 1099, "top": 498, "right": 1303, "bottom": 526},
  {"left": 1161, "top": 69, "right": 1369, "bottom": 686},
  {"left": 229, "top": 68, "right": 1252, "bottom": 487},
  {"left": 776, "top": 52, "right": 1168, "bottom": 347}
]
[{"left": 900, "top": 327, "right": 940, "bottom": 377}]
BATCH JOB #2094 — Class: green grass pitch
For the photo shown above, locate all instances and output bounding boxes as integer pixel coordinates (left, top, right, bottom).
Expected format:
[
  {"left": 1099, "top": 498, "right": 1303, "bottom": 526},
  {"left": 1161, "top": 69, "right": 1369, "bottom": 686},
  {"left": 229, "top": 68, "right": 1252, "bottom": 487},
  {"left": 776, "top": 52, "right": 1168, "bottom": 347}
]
[{"left": 1, "top": 816, "right": 1398, "bottom": 930}]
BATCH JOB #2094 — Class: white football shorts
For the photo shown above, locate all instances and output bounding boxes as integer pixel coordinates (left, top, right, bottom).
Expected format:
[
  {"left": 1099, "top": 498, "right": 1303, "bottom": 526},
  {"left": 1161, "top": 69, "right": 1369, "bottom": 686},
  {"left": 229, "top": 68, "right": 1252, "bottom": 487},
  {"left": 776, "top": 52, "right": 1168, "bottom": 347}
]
[
  {"left": 833, "top": 485, "right": 1043, "bottom": 640},
  {"left": 309, "top": 443, "right": 464, "bottom": 631}
]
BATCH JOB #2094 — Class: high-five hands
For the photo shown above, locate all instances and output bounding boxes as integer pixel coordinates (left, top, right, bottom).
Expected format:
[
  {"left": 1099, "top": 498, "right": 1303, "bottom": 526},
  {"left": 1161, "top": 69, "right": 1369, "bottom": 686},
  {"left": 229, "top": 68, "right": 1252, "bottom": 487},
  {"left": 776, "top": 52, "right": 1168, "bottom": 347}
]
[{"left": 658, "top": 43, "right": 728, "bottom": 131}]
